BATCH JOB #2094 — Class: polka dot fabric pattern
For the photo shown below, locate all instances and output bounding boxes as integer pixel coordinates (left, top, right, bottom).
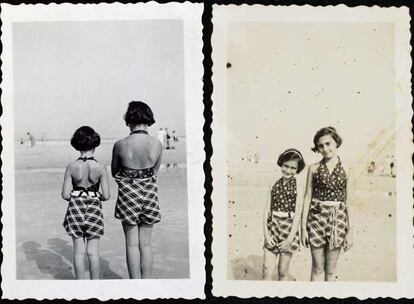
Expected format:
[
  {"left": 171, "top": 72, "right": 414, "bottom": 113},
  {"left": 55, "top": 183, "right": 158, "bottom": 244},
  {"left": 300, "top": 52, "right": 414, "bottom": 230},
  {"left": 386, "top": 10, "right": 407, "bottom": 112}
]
[
  {"left": 264, "top": 214, "right": 300, "bottom": 255},
  {"left": 270, "top": 177, "right": 297, "bottom": 213},
  {"left": 312, "top": 159, "right": 347, "bottom": 202}
]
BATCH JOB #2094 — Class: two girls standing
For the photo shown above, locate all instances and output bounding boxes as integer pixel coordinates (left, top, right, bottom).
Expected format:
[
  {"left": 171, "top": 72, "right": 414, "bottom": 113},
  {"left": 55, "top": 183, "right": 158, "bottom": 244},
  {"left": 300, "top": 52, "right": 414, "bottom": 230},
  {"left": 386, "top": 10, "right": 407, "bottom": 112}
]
[
  {"left": 263, "top": 127, "right": 353, "bottom": 281},
  {"left": 61, "top": 101, "right": 162, "bottom": 280}
]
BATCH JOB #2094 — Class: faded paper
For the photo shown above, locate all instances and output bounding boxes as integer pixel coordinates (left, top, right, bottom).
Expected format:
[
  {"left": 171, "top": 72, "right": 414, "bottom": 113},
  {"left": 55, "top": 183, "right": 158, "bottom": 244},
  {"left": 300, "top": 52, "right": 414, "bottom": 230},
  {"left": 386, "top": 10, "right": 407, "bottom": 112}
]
[{"left": 212, "top": 4, "right": 412, "bottom": 298}]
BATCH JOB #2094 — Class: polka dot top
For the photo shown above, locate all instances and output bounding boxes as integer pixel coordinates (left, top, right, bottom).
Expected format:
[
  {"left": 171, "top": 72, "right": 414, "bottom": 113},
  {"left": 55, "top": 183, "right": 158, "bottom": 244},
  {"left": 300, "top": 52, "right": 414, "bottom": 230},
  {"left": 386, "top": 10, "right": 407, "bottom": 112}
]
[
  {"left": 312, "top": 158, "right": 347, "bottom": 202},
  {"left": 270, "top": 177, "right": 297, "bottom": 213}
]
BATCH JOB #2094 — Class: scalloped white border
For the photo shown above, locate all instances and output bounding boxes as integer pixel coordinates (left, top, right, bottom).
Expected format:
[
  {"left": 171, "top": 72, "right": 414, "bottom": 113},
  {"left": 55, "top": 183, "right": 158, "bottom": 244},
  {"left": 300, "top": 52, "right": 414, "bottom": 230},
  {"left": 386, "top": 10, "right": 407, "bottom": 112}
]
[
  {"left": 0, "top": 2, "right": 205, "bottom": 300},
  {"left": 211, "top": 4, "right": 413, "bottom": 299}
]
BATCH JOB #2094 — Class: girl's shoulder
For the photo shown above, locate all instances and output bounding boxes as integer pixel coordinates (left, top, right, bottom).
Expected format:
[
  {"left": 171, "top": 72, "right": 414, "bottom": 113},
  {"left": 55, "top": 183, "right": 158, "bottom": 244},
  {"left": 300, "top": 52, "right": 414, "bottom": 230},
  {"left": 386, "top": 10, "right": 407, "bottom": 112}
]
[{"left": 308, "top": 162, "right": 320, "bottom": 173}]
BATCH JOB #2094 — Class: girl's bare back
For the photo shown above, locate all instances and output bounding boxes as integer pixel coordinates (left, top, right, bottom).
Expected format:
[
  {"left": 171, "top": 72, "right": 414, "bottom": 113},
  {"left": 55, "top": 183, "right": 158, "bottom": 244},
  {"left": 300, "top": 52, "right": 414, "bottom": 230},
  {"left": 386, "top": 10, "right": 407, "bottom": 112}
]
[
  {"left": 115, "top": 135, "right": 162, "bottom": 169},
  {"left": 69, "top": 160, "right": 103, "bottom": 188}
]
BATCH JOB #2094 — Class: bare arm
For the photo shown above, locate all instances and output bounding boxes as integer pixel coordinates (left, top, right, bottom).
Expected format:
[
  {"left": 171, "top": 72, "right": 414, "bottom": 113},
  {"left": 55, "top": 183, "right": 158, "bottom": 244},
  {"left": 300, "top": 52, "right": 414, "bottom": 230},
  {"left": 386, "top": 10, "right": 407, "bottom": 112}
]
[
  {"left": 61, "top": 165, "right": 72, "bottom": 201},
  {"left": 286, "top": 185, "right": 304, "bottom": 242},
  {"left": 100, "top": 165, "right": 111, "bottom": 201},
  {"left": 111, "top": 141, "right": 121, "bottom": 177},
  {"left": 301, "top": 165, "right": 315, "bottom": 242},
  {"left": 262, "top": 187, "right": 271, "bottom": 237},
  {"left": 153, "top": 142, "right": 163, "bottom": 175},
  {"left": 344, "top": 168, "right": 355, "bottom": 251}
]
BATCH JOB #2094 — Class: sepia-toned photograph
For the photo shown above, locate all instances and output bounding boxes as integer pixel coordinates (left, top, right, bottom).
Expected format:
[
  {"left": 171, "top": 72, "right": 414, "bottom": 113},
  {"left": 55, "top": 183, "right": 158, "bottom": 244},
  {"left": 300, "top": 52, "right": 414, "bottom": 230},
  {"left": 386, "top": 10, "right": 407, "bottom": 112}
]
[
  {"left": 212, "top": 5, "right": 413, "bottom": 298},
  {"left": 1, "top": 3, "right": 204, "bottom": 300}
]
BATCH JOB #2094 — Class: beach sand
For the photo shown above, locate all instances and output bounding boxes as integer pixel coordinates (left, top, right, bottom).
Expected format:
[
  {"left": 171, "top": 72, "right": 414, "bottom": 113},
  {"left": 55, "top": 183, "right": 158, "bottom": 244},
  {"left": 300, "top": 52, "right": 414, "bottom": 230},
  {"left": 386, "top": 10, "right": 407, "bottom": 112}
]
[
  {"left": 15, "top": 138, "right": 189, "bottom": 279},
  {"left": 227, "top": 162, "right": 396, "bottom": 282}
]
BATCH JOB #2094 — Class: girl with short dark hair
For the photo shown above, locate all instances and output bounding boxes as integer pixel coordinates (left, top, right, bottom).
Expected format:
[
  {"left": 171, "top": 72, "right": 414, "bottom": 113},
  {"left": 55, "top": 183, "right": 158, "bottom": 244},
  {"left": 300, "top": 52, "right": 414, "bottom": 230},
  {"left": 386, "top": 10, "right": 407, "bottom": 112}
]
[{"left": 111, "top": 101, "right": 163, "bottom": 279}]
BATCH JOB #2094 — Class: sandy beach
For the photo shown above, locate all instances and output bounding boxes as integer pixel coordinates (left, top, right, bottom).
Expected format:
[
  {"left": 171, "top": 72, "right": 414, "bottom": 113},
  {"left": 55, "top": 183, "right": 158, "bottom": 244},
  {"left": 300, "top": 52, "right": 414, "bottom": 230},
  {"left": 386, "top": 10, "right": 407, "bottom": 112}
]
[
  {"left": 227, "top": 161, "right": 396, "bottom": 282},
  {"left": 15, "top": 138, "right": 189, "bottom": 280}
]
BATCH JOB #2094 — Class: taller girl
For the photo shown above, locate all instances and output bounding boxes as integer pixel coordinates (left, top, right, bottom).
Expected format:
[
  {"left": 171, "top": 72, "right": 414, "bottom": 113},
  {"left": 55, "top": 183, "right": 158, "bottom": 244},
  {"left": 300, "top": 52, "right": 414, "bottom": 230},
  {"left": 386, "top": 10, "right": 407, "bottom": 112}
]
[
  {"left": 301, "top": 127, "right": 353, "bottom": 281},
  {"left": 112, "top": 101, "right": 163, "bottom": 279}
]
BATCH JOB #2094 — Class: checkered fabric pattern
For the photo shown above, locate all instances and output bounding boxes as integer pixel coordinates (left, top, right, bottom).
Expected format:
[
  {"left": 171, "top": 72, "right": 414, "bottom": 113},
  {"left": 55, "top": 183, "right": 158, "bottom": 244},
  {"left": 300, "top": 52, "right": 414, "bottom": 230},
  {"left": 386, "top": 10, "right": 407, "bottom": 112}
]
[
  {"left": 264, "top": 214, "right": 300, "bottom": 255},
  {"left": 63, "top": 195, "right": 103, "bottom": 239},
  {"left": 114, "top": 175, "right": 161, "bottom": 225},
  {"left": 307, "top": 201, "right": 348, "bottom": 249}
]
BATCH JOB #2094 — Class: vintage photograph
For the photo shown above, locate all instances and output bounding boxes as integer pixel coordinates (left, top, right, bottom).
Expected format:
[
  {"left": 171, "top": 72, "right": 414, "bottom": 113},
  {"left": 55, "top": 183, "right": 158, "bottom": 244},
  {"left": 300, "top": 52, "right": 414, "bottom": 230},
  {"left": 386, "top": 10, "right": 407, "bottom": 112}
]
[
  {"left": 212, "top": 5, "right": 412, "bottom": 298},
  {"left": 2, "top": 3, "right": 204, "bottom": 300}
]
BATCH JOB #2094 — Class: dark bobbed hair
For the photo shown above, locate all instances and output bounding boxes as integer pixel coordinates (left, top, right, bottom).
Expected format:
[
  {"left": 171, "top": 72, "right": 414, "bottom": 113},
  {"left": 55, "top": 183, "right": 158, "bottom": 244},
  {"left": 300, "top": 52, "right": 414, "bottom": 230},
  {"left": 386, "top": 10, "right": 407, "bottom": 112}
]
[
  {"left": 70, "top": 126, "right": 101, "bottom": 151},
  {"left": 311, "top": 126, "right": 343, "bottom": 153},
  {"left": 124, "top": 101, "right": 155, "bottom": 127},
  {"left": 277, "top": 148, "right": 305, "bottom": 174}
]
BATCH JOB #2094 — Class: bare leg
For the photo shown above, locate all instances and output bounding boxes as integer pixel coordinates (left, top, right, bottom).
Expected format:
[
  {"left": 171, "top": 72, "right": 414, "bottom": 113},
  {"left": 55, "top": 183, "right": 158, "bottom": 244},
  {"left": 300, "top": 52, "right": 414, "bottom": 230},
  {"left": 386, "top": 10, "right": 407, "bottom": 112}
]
[
  {"left": 310, "top": 246, "right": 325, "bottom": 281},
  {"left": 86, "top": 237, "right": 100, "bottom": 280},
  {"left": 325, "top": 247, "right": 341, "bottom": 281},
  {"left": 263, "top": 249, "right": 278, "bottom": 280},
  {"left": 122, "top": 222, "right": 140, "bottom": 279},
  {"left": 72, "top": 237, "right": 86, "bottom": 279},
  {"left": 138, "top": 224, "right": 153, "bottom": 279},
  {"left": 278, "top": 252, "right": 293, "bottom": 281}
]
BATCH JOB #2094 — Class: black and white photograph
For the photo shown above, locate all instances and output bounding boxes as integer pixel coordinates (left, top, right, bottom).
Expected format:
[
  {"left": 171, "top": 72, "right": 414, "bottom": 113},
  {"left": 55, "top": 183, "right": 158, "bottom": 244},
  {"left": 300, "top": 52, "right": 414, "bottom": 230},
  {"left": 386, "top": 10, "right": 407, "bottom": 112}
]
[
  {"left": 1, "top": 3, "right": 204, "bottom": 300},
  {"left": 211, "top": 5, "right": 413, "bottom": 298}
]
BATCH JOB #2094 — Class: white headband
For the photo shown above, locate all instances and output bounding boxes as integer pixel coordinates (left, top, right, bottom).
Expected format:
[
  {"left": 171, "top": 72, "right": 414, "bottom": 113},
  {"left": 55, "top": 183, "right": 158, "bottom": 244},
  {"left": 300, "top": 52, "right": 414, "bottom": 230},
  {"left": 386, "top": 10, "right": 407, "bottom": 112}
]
[{"left": 282, "top": 149, "right": 303, "bottom": 160}]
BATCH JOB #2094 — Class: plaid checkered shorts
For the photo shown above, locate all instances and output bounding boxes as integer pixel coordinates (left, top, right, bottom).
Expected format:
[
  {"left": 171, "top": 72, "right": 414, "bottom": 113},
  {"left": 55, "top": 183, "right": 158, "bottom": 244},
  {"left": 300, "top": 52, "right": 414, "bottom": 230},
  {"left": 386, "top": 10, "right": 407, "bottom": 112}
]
[
  {"left": 63, "top": 195, "right": 103, "bottom": 239},
  {"left": 307, "top": 200, "right": 348, "bottom": 249},
  {"left": 115, "top": 175, "right": 161, "bottom": 225},
  {"left": 264, "top": 213, "right": 300, "bottom": 255}
]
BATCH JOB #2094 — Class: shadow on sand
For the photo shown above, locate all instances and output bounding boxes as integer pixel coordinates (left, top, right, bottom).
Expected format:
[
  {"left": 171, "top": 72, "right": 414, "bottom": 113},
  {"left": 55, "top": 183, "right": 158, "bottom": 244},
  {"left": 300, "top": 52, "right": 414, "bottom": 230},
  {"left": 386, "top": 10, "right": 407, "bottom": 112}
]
[
  {"left": 230, "top": 255, "right": 263, "bottom": 280},
  {"left": 22, "top": 238, "right": 123, "bottom": 280}
]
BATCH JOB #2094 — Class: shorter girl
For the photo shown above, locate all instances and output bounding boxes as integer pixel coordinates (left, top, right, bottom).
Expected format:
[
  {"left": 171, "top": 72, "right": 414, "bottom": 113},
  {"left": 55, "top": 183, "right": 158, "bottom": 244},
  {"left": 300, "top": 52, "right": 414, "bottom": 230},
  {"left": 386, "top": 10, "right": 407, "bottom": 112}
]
[
  {"left": 263, "top": 149, "right": 305, "bottom": 281},
  {"left": 62, "top": 126, "right": 110, "bottom": 279}
]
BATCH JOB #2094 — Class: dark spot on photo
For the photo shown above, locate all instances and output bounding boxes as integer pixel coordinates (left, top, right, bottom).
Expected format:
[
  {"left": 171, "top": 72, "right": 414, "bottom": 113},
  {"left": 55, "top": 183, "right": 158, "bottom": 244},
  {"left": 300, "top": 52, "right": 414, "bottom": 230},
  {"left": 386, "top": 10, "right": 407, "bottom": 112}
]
[{"left": 226, "top": 62, "right": 232, "bottom": 68}]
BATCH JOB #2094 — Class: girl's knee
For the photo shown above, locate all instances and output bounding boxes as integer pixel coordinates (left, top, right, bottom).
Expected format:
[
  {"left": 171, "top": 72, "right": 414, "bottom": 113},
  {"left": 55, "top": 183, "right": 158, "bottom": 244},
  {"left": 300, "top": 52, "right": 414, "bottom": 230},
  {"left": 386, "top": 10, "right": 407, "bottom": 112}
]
[
  {"left": 312, "top": 265, "right": 325, "bottom": 275},
  {"left": 139, "top": 241, "right": 152, "bottom": 253}
]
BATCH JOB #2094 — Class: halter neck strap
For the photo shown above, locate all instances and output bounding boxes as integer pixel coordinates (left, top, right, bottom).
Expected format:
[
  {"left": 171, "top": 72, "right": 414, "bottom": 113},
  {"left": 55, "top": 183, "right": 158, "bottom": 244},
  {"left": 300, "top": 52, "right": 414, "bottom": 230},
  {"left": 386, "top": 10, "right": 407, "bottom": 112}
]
[
  {"left": 130, "top": 130, "right": 148, "bottom": 135},
  {"left": 77, "top": 157, "right": 97, "bottom": 162}
]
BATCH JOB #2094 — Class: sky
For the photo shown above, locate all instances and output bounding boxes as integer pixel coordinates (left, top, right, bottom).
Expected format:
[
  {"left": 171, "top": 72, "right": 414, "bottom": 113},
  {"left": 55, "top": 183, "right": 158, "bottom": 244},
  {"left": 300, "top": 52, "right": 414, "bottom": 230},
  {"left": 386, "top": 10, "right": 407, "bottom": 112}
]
[
  {"left": 226, "top": 22, "right": 395, "bottom": 165},
  {"left": 13, "top": 20, "right": 185, "bottom": 140}
]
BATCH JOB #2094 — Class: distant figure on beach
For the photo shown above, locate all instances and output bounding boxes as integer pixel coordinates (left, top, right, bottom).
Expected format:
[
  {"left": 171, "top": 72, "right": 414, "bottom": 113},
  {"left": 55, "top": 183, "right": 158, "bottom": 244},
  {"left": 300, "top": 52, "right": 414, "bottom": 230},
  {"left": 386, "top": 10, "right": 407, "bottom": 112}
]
[
  {"left": 171, "top": 130, "right": 178, "bottom": 149},
  {"left": 172, "top": 130, "right": 178, "bottom": 142},
  {"left": 41, "top": 132, "right": 45, "bottom": 144},
  {"left": 26, "top": 132, "right": 36, "bottom": 147},
  {"left": 368, "top": 161, "right": 376, "bottom": 175},
  {"left": 390, "top": 156, "right": 396, "bottom": 177},
  {"left": 165, "top": 128, "right": 171, "bottom": 149},
  {"left": 61, "top": 126, "right": 110, "bottom": 280},
  {"left": 19, "top": 137, "right": 24, "bottom": 145},
  {"left": 301, "top": 127, "right": 354, "bottom": 281},
  {"left": 111, "top": 101, "right": 163, "bottom": 279},
  {"left": 263, "top": 149, "right": 305, "bottom": 281},
  {"left": 158, "top": 128, "right": 166, "bottom": 147}
]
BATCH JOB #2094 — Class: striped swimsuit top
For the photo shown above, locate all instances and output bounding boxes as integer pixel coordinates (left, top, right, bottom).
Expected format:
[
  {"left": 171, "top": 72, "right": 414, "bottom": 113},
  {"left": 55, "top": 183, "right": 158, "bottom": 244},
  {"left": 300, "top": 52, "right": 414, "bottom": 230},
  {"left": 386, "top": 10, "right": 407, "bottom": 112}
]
[
  {"left": 312, "top": 157, "right": 347, "bottom": 202},
  {"left": 270, "top": 177, "right": 297, "bottom": 213}
]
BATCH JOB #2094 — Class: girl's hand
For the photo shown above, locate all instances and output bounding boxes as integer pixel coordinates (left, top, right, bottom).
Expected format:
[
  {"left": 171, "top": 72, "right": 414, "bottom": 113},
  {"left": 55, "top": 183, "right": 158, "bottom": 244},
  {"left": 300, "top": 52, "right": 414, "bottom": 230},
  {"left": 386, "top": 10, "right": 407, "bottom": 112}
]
[
  {"left": 301, "top": 228, "right": 309, "bottom": 247},
  {"left": 344, "top": 230, "right": 354, "bottom": 252},
  {"left": 265, "top": 232, "right": 276, "bottom": 248},
  {"left": 278, "top": 238, "right": 292, "bottom": 251}
]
